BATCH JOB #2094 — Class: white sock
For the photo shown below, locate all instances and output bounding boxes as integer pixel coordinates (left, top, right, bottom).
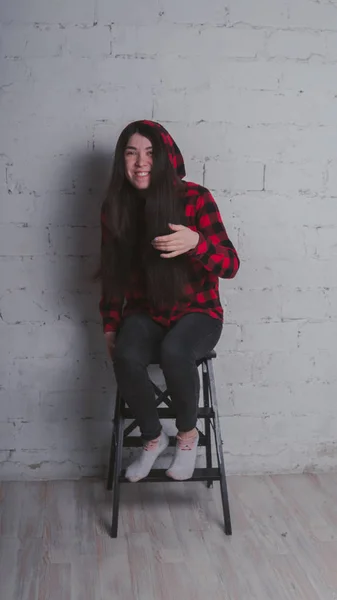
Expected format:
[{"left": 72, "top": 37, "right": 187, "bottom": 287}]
[
  {"left": 125, "top": 430, "right": 169, "bottom": 483},
  {"left": 166, "top": 431, "right": 199, "bottom": 481}
]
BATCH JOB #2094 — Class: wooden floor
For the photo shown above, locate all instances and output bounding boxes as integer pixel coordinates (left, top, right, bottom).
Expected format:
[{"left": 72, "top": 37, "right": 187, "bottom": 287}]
[{"left": 1, "top": 474, "right": 337, "bottom": 599}]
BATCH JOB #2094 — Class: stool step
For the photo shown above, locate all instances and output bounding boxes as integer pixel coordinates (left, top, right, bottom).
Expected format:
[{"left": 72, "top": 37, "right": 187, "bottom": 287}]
[
  {"left": 122, "top": 407, "right": 214, "bottom": 419},
  {"left": 119, "top": 467, "right": 220, "bottom": 483},
  {"left": 123, "top": 435, "right": 209, "bottom": 448}
]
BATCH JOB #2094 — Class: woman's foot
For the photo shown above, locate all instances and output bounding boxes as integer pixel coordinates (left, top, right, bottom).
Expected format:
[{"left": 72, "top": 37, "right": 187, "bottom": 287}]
[
  {"left": 125, "top": 430, "right": 169, "bottom": 482},
  {"left": 166, "top": 429, "right": 199, "bottom": 481}
]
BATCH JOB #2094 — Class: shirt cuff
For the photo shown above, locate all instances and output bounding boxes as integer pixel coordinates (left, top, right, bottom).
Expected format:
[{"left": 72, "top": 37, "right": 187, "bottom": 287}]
[
  {"left": 103, "top": 322, "right": 118, "bottom": 334},
  {"left": 188, "top": 232, "right": 208, "bottom": 257}
]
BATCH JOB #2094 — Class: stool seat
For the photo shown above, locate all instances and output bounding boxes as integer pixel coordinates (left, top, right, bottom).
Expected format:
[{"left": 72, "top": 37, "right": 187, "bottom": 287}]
[
  {"left": 202, "top": 349, "right": 217, "bottom": 360},
  {"left": 149, "top": 350, "right": 217, "bottom": 366}
]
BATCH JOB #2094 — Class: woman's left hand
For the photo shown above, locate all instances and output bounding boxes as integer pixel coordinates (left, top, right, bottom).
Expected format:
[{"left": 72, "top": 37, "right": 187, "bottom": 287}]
[{"left": 152, "top": 224, "right": 199, "bottom": 258}]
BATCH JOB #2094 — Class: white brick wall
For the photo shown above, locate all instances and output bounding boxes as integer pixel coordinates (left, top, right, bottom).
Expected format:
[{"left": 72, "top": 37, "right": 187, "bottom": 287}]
[{"left": 1, "top": 0, "right": 337, "bottom": 479}]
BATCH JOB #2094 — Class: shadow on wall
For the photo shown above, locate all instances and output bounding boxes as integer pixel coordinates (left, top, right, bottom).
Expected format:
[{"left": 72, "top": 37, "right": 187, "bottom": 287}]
[
  {"left": 48, "top": 144, "right": 172, "bottom": 478},
  {"left": 50, "top": 147, "right": 115, "bottom": 479}
]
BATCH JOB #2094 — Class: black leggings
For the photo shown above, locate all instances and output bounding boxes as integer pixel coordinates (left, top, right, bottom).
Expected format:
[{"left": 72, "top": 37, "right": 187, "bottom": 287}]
[{"left": 113, "top": 312, "right": 222, "bottom": 440}]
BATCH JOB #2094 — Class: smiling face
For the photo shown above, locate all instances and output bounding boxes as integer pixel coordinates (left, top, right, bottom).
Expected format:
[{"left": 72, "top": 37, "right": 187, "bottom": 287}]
[{"left": 124, "top": 133, "right": 153, "bottom": 190}]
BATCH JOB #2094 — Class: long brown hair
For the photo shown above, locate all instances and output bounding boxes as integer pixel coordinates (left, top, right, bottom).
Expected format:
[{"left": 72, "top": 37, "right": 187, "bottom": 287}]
[{"left": 99, "top": 121, "right": 189, "bottom": 308}]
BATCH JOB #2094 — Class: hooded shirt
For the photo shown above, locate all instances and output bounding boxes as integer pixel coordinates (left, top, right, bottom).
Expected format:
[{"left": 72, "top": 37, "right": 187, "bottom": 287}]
[{"left": 100, "top": 120, "right": 240, "bottom": 333}]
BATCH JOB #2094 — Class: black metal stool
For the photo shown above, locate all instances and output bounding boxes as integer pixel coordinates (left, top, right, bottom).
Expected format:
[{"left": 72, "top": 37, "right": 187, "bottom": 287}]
[{"left": 106, "top": 351, "right": 232, "bottom": 538}]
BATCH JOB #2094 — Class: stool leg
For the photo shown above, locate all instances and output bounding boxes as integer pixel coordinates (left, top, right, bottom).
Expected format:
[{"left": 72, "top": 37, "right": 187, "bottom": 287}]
[
  {"left": 202, "top": 362, "right": 213, "bottom": 489},
  {"left": 207, "top": 360, "right": 232, "bottom": 536},
  {"left": 111, "top": 395, "right": 124, "bottom": 538},
  {"left": 106, "top": 426, "right": 115, "bottom": 491},
  {"left": 107, "top": 390, "right": 119, "bottom": 491}
]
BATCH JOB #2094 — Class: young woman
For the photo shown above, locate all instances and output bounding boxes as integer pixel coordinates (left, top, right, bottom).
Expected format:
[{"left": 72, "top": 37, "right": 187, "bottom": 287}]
[{"left": 99, "top": 120, "right": 240, "bottom": 483}]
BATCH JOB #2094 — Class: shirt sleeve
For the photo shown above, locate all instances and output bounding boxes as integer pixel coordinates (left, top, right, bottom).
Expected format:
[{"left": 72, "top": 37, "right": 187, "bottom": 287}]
[
  {"left": 189, "top": 190, "right": 240, "bottom": 279},
  {"left": 99, "top": 206, "right": 124, "bottom": 333}
]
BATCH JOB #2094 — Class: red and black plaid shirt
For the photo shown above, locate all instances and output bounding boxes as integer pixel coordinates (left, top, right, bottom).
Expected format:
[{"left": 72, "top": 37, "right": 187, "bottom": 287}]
[{"left": 100, "top": 181, "right": 240, "bottom": 333}]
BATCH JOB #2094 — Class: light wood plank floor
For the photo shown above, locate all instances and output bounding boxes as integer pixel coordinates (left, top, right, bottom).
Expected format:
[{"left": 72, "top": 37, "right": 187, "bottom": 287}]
[{"left": 1, "top": 474, "right": 337, "bottom": 600}]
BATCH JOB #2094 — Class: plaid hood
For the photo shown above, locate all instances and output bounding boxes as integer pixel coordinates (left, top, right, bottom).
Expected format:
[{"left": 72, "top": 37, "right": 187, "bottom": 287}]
[{"left": 140, "top": 120, "right": 186, "bottom": 179}]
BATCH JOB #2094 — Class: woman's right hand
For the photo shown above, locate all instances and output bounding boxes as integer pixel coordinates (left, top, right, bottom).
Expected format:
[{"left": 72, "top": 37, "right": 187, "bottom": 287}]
[{"left": 105, "top": 332, "right": 117, "bottom": 360}]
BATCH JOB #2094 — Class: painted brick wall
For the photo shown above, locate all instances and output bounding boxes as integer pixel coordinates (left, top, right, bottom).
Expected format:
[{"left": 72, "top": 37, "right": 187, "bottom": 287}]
[{"left": 1, "top": 0, "right": 337, "bottom": 478}]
